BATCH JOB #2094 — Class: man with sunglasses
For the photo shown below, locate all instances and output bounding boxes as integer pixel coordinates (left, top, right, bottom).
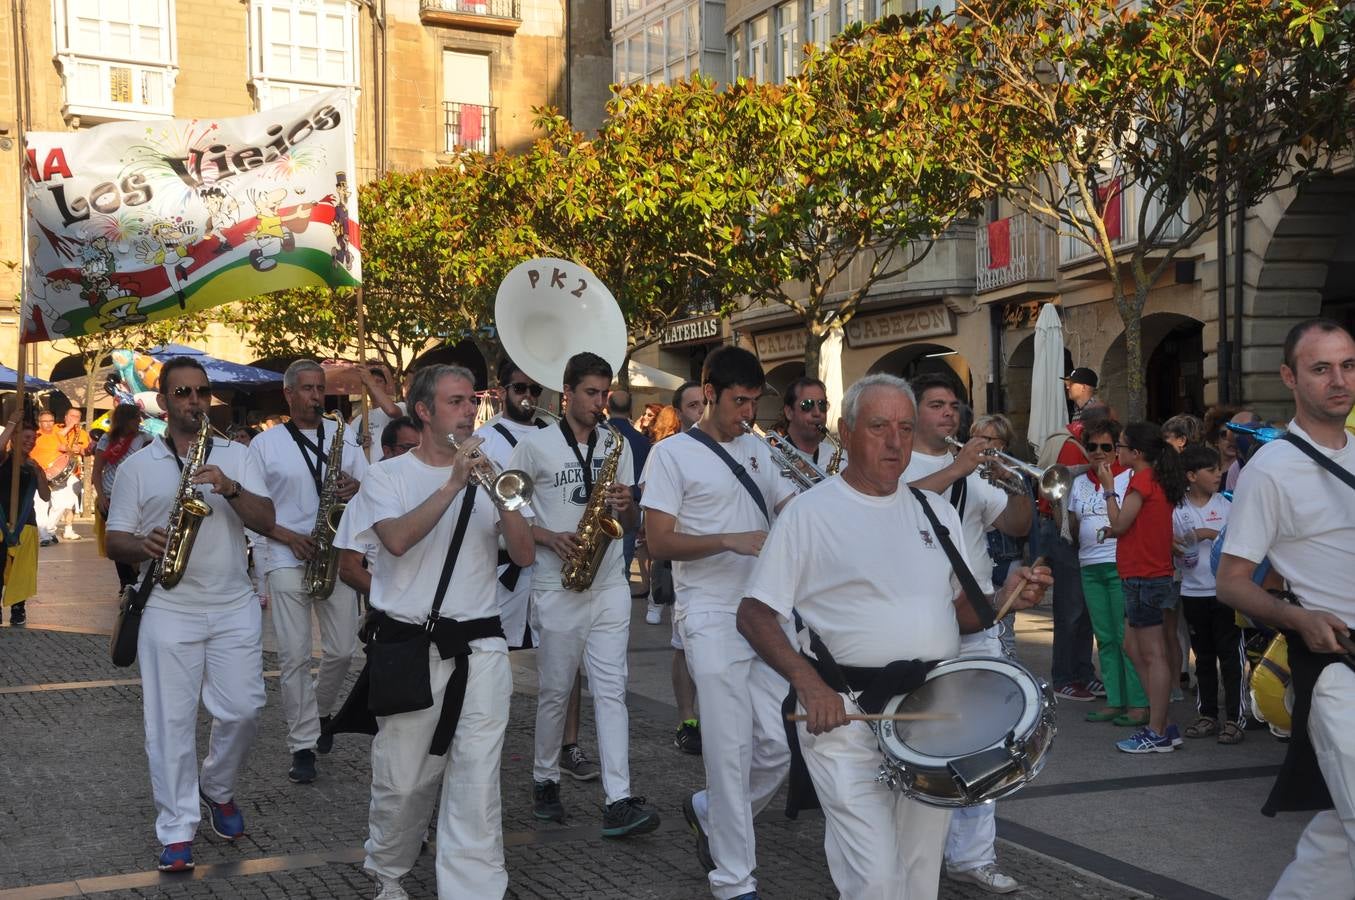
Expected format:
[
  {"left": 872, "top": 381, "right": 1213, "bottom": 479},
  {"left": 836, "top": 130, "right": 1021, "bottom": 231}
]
[
  {"left": 781, "top": 377, "right": 845, "bottom": 474},
  {"left": 904, "top": 373, "right": 1031, "bottom": 895},
  {"left": 105, "top": 357, "right": 276, "bottom": 873},
  {"left": 248, "top": 359, "right": 367, "bottom": 784}
]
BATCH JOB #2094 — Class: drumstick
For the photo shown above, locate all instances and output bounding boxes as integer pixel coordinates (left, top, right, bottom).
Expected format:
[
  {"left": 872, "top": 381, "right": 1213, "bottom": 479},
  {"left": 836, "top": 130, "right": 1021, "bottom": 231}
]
[
  {"left": 786, "top": 712, "right": 958, "bottom": 722},
  {"left": 994, "top": 556, "right": 1047, "bottom": 621}
]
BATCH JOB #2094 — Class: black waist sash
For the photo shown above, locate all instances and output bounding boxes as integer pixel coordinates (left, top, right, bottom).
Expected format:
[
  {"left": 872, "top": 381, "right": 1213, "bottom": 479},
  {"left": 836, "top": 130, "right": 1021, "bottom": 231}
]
[
  {"left": 327, "top": 611, "right": 505, "bottom": 756},
  {"left": 1263, "top": 629, "right": 1355, "bottom": 816},
  {"left": 781, "top": 627, "right": 935, "bottom": 818}
]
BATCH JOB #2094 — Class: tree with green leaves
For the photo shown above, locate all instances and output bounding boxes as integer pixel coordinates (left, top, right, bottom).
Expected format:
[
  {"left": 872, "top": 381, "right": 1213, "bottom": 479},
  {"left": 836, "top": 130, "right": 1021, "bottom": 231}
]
[{"left": 949, "top": 0, "right": 1355, "bottom": 418}]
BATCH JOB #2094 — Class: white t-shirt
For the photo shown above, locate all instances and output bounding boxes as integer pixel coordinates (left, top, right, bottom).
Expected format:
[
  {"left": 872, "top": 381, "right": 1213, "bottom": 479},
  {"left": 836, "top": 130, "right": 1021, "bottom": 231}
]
[
  {"left": 247, "top": 418, "right": 369, "bottom": 574},
  {"left": 1173, "top": 493, "right": 1230, "bottom": 597},
  {"left": 339, "top": 452, "right": 502, "bottom": 628},
  {"left": 745, "top": 478, "right": 968, "bottom": 667},
  {"left": 640, "top": 429, "right": 798, "bottom": 616},
  {"left": 1069, "top": 470, "right": 1133, "bottom": 566},
  {"left": 1225, "top": 420, "right": 1355, "bottom": 626},
  {"left": 106, "top": 437, "right": 268, "bottom": 613},
  {"left": 904, "top": 448, "right": 1009, "bottom": 594},
  {"left": 508, "top": 422, "right": 634, "bottom": 591},
  {"left": 351, "top": 401, "right": 407, "bottom": 463},
  {"left": 473, "top": 414, "right": 552, "bottom": 470}
]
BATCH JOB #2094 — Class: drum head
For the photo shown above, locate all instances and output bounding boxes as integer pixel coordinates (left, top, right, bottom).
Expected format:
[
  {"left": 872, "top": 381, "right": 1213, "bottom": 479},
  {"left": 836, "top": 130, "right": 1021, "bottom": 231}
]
[{"left": 879, "top": 658, "right": 1042, "bottom": 768}]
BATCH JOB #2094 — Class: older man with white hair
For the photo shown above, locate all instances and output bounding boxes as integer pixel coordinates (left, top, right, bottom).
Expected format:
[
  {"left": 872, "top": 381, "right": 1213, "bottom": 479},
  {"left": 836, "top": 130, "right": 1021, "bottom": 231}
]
[{"left": 737, "top": 374, "right": 1051, "bottom": 900}]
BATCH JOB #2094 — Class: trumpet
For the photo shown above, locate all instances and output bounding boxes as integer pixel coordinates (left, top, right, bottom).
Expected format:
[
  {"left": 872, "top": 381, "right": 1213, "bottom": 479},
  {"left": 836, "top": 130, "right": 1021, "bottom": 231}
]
[
  {"left": 450, "top": 434, "right": 534, "bottom": 512},
  {"left": 944, "top": 436, "right": 1082, "bottom": 504},
  {"left": 745, "top": 421, "right": 825, "bottom": 491}
]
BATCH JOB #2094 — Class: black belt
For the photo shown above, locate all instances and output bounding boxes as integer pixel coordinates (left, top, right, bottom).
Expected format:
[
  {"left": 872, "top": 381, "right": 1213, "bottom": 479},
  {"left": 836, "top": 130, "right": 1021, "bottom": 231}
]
[
  {"left": 497, "top": 549, "right": 524, "bottom": 591},
  {"left": 329, "top": 611, "right": 505, "bottom": 756}
]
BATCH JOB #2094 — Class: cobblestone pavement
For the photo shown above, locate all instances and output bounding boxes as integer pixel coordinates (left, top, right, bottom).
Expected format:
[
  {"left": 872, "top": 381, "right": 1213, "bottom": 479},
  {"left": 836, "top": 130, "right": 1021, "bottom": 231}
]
[{"left": 0, "top": 625, "right": 1149, "bottom": 900}]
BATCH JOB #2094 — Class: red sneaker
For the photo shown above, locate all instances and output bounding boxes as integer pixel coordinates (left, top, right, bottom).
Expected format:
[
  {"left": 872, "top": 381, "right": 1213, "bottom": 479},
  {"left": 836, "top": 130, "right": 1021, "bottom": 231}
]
[{"left": 1055, "top": 683, "right": 1095, "bottom": 702}]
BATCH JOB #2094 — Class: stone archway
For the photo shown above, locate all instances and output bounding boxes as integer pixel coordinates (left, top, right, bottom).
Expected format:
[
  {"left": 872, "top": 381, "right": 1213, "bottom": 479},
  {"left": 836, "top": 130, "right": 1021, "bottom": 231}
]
[
  {"left": 1101, "top": 312, "right": 1205, "bottom": 422},
  {"left": 1231, "top": 171, "right": 1355, "bottom": 419},
  {"left": 867, "top": 342, "right": 973, "bottom": 405},
  {"left": 759, "top": 361, "right": 805, "bottom": 427}
]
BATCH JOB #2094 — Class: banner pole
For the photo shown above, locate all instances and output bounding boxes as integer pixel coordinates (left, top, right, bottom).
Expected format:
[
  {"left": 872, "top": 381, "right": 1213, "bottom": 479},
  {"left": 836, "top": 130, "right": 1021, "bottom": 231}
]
[
  {"left": 355, "top": 287, "right": 370, "bottom": 459},
  {"left": 8, "top": 343, "right": 28, "bottom": 532}
]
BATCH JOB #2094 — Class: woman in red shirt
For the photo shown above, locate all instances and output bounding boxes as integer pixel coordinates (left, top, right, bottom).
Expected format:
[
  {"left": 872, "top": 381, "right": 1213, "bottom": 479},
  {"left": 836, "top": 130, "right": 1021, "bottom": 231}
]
[{"left": 1096, "top": 422, "right": 1187, "bottom": 753}]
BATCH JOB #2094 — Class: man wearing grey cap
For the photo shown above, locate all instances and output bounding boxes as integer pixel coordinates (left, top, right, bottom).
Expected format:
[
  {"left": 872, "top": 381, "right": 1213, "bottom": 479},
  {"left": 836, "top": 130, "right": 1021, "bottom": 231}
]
[{"left": 1063, "top": 367, "right": 1108, "bottom": 421}]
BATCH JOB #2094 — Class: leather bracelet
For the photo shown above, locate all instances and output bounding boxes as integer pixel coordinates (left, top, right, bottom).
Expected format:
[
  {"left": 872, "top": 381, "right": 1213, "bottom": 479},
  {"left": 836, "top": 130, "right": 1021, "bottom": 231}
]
[{"left": 223, "top": 480, "right": 242, "bottom": 500}]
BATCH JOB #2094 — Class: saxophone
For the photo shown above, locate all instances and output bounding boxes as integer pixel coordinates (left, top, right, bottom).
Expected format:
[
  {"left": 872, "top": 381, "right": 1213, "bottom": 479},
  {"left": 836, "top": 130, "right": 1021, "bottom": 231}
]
[
  {"left": 820, "top": 425, "right": 845, "bottom": 476},
  {"left": 159, "top": 414, "right": 214, "bottom": 589},
  {"left": 561, "top": 421, "right": 626, "bottom": 591},
  {"left": 303, "top": 413, "right": 347, "bottom": 599}
]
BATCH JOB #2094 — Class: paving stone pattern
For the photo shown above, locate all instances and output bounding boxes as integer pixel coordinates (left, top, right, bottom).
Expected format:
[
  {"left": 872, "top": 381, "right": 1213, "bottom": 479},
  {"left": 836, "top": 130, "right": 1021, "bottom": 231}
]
[{"left": 0, "top": 627, "right": 1149, "bottom": 899}]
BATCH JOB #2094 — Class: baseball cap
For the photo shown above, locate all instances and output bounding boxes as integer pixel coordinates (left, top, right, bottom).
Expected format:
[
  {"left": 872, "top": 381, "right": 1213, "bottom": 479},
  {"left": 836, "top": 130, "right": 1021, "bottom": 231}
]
[{"left": 1062, "top": 367, "right": 1098, "bottom": 388}]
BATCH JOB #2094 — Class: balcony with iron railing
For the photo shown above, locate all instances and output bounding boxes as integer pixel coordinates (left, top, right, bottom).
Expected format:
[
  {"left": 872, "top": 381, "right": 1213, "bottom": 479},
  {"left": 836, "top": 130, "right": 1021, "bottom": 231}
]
[
  {"left": 1059, "top": 178, "right": 1188, "bottom": 267},
  {"left": 444, "top": 102, "right": 496, "bottom": 155},
  {"left": 975, "top": 211, "right": 1058, "bottom": 297},
  {"left": 420, "top": 0, "right": 522, "bottom": 33}
]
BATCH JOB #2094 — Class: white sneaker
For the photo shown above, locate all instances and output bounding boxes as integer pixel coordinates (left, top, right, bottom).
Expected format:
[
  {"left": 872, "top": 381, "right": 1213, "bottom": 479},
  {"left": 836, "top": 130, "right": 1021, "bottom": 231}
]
[
  {"left": 947, "top": 863, "right": 1019, "bottom": 894},
  {"left": 374, "top": 874, "right": 408, "bottom": 900},
  {"left": 645, "top": 601, "right": 662, "bottom": 625},
  {"left": 62, "top": 528, "right": 82, "bottom": 541}
]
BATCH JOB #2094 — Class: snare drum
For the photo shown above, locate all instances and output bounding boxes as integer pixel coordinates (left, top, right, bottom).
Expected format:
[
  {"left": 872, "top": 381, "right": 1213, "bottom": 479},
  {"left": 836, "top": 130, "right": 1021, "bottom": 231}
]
[{"left": 873, "top": 657, "right": 1056, "bottom": 808}]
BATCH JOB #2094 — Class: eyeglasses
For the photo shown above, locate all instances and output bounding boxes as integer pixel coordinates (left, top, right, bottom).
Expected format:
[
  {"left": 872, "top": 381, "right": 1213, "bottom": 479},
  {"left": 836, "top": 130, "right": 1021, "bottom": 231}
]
[
  {"left": 172, "top": 386, "right": 212, "bottom": 399},
  {"left": 1084, "top": 441, "right": 1115, "bottom": 452},
  {"left": 508, "top": 382, "right": 544, "bottom": 397},
  {"left": 1115, "top": 442, "right": 1133, "bottom": 451},
  {"left": 797, "top": 399, "right": 829, "bottom": 413}
]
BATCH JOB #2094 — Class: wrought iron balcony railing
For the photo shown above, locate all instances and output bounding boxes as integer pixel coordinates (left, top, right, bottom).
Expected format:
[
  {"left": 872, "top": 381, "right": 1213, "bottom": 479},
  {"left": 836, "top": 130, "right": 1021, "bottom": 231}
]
[{"left": 443, "top": 102, "right": 496, "bottom": 155}]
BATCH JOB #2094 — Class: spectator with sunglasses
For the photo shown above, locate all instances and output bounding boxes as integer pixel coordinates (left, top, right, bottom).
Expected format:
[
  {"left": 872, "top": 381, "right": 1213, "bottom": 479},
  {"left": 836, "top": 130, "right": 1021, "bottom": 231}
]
[
  {"left": 781, "top": 377, "right": 846, "bottom": 474},
  {"left": 351, "top": 362, "right": 405, "bottom": 463},
  {"left": 1068, "top": 418, "right": 1148, "bottom": 727}
]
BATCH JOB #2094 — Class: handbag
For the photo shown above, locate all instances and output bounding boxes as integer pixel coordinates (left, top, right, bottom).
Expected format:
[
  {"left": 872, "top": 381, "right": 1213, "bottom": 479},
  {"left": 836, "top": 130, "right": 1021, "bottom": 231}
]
[
  {"left": 366, "top": 485, "right": 478, "bottom": 717},
  {"left": 110, "top": 563, "right": 157, "bottom": 667}
]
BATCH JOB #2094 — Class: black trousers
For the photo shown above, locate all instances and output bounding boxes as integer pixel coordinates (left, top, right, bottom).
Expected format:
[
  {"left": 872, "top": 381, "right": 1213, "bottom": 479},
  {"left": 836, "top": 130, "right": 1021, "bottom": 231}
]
[{"left": 1182, "top": 595, "right": 1247, "bottom": 723}]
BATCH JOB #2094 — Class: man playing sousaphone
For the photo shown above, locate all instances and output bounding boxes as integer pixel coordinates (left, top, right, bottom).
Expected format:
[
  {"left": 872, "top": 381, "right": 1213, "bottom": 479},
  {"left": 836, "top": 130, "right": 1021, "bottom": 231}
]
[
  {"left": 737, "top": 374, "right": 1051, "bottom": 900},
  {"left": 507, "top": 351, "right": 659, "bottom": 836},
  {"left": 105, "top": 357, "right": 276, "bottom": 873}
]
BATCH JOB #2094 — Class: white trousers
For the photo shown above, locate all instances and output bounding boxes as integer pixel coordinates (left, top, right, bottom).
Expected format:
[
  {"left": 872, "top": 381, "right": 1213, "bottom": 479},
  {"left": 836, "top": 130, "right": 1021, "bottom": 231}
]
[
  {"left": 801, "top": 710, "right": 952, "bottom": 900},
  {"left": 365, "top": 642, "right": 511, "bottom": 899},
  {"left": 531, "top": 583, "right": 632, "bottom": 803},
  {"left": 37, "top": 482, "right": 78, "bottom": 540},
  {"left": 944, "top": 627, "right": 1002, "bottom": 873},
  {"left": 1270, "top": 662, "right": 1355, "bottom": 899},
  {"left": 496, "top": 562, "right": 537, "bottom": 650},
  {"left": 138, "top": 601, "right": 266, "bottom": 845},
  {"left": 681, "top": 609, "right": 791, "bottom": 900},
  {"left": 266, "top": 566, "right": 359, "bottom": 753}
]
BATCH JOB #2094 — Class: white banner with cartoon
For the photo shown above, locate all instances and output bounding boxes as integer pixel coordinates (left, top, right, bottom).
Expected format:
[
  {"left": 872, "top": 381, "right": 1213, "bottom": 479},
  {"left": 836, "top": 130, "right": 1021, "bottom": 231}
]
[{"left": 21, "top": 89, "right": 360, "bottom": 344}]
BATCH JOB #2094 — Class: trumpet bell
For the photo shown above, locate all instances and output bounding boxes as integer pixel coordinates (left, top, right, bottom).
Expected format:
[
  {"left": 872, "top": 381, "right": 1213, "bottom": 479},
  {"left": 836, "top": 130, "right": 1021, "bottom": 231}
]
[
  {"left": 492, "top": 469, "right": 534, "bottom": 512},
  {"left": 496, "top": 258, "right": 627, "bottom": 393}
]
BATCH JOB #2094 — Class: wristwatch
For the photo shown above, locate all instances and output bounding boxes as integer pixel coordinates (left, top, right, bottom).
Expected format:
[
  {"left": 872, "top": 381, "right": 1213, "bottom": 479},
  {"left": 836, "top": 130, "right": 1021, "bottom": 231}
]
[
  {"left": 223, "top": 480, "right": 242, "bottom": 500},
  {"left": 1103, "top": 491, "right": 1118, "bottom": 501}
]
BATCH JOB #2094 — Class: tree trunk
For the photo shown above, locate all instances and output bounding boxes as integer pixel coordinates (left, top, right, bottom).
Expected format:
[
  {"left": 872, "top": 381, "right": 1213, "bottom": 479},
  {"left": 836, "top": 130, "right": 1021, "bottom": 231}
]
[
  {"left": 800, "top": 324, "right": 828, "bottom": 378},
  {"left": 617, "top": 351, "right": 632, "bottom": 391},
  {"left": 1122, "top": 308, "right": 1146, "bottom": 422}
]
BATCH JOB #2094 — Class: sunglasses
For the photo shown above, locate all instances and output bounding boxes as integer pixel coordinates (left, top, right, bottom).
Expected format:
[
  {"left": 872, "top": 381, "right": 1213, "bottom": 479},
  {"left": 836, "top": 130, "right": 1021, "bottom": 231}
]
[
  {"left": 1115, "top": 442, "right": 1134, "bottom": 452},
  {"left": 1084, "top": 441, "right": 1115, "bottom": 452},
  {"left": 390, "top": 441, "right": 419, "bottom": 452},
  {"left": 797, "top": 399, "right": 829, "bottom": 412},
  {"left": 508, "top": 382, "right": 544, "bottom": 397},
  {"left": 172, "top": 386, "right": 212, "bottom": 398}
]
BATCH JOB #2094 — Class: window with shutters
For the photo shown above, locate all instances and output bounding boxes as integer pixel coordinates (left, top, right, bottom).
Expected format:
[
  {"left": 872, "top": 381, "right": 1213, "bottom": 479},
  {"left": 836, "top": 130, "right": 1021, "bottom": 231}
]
[
  {"left": 53, "top": 0, "right": 178, "bottom": 122},
  {"left": 249, "top": 0, "right": 359, "bottom": 111}
]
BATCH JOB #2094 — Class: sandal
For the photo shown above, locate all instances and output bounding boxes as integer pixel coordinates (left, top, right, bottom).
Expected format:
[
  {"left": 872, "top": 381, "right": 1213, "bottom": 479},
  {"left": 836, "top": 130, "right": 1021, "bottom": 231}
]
[
  {"left": 1184, "top": 716, "right": 1219, "bottom": 739},
  {"left": 1218, "top": 721, "right": 1246, "bottom": 745}
]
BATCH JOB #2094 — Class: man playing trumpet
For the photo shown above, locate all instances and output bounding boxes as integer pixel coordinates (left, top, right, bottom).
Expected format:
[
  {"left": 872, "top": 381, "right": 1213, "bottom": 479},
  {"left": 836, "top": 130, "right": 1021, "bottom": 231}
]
[{"left": 106, "top": 357, "right": 275, "bottom": 873}]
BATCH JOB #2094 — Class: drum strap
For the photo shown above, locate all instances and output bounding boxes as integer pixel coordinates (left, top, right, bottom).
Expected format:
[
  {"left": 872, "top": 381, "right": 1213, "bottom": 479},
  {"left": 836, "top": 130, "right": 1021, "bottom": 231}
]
[{"left": 911, "top": 487, "right": 996, "bottom": 630}]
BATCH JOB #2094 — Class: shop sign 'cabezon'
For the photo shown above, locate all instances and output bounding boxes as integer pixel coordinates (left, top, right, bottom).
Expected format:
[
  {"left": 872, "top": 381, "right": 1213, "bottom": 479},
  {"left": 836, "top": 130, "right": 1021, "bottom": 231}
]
[{"left": 844, "top": 303, "right": 955, "bottom": 349}]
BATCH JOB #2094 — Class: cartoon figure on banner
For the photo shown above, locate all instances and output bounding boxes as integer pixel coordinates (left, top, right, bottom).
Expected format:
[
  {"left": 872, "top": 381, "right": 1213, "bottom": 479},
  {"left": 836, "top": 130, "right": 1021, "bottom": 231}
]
[
  {"left": 80, "top": 236, "right": 147, "bottom": 328},
  {"left": 330, "top": 171, "right": 351, "bottom": 271},
  {"left": 24, "top": 234, "right": 71, "bottom": 340},
  {"left": 246, "top": 188, "right": 314, "bottom": 272},
  {"left": 135, "top": 220, "right": 196, "bottom": 309},
  {"left": 200, "top": 184, "right": 241, "bottom": 256}
]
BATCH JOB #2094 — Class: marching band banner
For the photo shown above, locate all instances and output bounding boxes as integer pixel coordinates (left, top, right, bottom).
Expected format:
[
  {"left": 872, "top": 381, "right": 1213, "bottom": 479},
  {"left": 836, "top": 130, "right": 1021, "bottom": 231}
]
[{"left": 20, "top": 89, "right": 360, "bottom": 344}]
